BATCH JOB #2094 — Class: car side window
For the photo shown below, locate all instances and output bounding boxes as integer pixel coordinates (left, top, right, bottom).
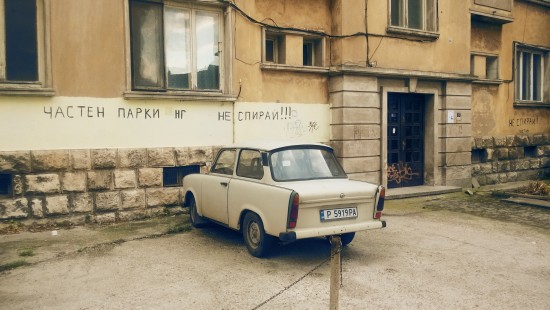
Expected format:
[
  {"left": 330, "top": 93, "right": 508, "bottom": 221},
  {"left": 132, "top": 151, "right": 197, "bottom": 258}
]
[
  {"left": 236, "top": 150, "right": 264, "bottom": 180},
  {"left": 211, "top": 150, "right": 236, "bottom": 175}
]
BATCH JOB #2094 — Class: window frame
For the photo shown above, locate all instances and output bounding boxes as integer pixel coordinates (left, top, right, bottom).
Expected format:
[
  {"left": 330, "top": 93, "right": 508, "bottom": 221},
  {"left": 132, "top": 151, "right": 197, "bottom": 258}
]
[
  {"left": 236, "top": 149, "right": 264, "bottom": 180},
  {"left": 210, "top": 148, "right": 236, "bottom": 176},
  {"left": 514, "top": 43, "right": 549, "bottom": 106},
  {"left": 262, "top": 29, "right": 286, "bottom": 65},
  {"left": 163, "top": 165, "right": 201, "bottom": 187},
  {"left": 261, "top": 28, "right": 327, "bottom": 72},
  {"left": 0, "top": 0, "right": 53, "bottom": 96},
  {"left": 264, "top": 35, "right": 278, "bottom": 63},
  {"left": 470, "top": 51, "right": 501, "bottom": 83},
  {"left": 125, "top": 0, "right": 233, "bottom": 101},
  {"left": 0, "top": 173, "right": 12, "bottom": 197},
  {"left": 387, "top": 0, "right": 439, "bottom": 39}
]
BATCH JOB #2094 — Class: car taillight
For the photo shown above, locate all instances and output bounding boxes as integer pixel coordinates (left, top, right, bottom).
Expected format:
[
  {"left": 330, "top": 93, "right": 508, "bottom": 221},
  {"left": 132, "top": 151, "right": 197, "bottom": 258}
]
[
  {"left": 288, "top": 192, "right": 299, "bottom": 228},
  {"left": 374, "top": 186, "right": 385, "bottom": 219}
]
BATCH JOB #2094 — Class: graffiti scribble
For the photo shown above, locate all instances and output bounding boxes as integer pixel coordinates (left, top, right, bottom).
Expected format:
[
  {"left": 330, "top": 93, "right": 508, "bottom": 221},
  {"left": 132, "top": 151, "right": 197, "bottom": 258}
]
[
  {"left": 308, "top": 121, "right": 319, "bottom": 132},
  {"left": 387, "top": 162, "right": 419, "bottom": 184}
]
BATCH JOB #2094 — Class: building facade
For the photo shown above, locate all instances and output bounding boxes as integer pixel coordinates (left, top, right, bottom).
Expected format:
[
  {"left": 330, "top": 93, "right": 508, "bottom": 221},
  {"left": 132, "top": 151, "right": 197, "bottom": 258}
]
[{"left": 0, "top": 0, "right": 549, "bottom": 223}]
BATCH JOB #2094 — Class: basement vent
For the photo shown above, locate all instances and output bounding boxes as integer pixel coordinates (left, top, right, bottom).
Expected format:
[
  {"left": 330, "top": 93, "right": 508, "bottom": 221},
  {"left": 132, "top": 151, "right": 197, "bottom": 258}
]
[
  {"left": 524, "top": 146, "right": 537, "bottom": 158},
  {"left": 471, "top": 149, "right": 487, "bottom": 164},
  {"left": 163, "top": 165, "right": 201, "bottom": 187},
  {"left": 0, "top": 174, "right": 13, "bottom": 196}
]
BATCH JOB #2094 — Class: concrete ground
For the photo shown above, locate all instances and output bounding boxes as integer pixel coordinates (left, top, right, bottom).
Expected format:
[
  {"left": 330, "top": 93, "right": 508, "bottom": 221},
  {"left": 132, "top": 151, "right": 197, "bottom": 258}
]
[{"left": 0, "top": 185, "right": 549, "bottom": 309}]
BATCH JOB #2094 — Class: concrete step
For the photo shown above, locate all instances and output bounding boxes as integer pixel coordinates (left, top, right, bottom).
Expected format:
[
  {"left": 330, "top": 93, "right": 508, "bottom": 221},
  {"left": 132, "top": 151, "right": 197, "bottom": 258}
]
[
  {"left": 501, "top": 197, "right": 550, "bottom": 209},
  {"left": 386, "top": 185, "right": 462, "bottom": 200}
]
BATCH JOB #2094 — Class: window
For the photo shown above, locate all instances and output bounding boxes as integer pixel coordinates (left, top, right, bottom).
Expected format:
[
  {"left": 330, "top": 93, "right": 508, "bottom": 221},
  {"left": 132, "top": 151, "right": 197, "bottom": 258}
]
[
  {"left": 130, "top": 0, "right": 223, "bottom": 91},
  {"left": 303, "top": 38, "right": 323, "bottom": 67},
  {"left": 264, "top": 33, "right": 285, "bottom": 64},
  {"left": 263, "top": 31, "right": 286, "bottom": 64},
  {"left": 0, "top": 174, "right": 12, "bottom": 196},
  {"left": 163, "top": 165, "right": 200, "bottom": 187},
  {"left": 389, "top": 0, "right": 437, "bottom": 32},
  {"left": 211, "top": 149, "right": 236, "bottom": 175},
  {"left": 515, "top": 44, "right": 548, "bottom": 103},
  {"left": 270, "top": 148, "right": 347, "bottom": 181},
  {"left": 262, "top": 29, "right": 324, "bottom": 68},
  {"left": 471, "top": 53, "right": 499, "bottom": 80},
  {"left": 236, "top": 150, "right": 264, "bottom": 180},
  {"left": 486, "top": 56, "right": 498, "bottom": 80},
  {"left": 0, "top": 0, "right": 50, "bottom": 92}
]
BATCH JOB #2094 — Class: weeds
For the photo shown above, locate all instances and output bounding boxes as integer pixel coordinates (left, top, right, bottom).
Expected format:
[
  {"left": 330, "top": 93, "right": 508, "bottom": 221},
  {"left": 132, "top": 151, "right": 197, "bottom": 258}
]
[
  {"left": 519, "top": 181, "right": 550, "bottom": 196},
  {"left": 0, "top": 220, "right": 24, "bottom": 234},
  {"left": 0, "top": 260, "right": 30, "bottom": 272},
  {"left": 167, "top": 223, "right": 192, "bottom": 234},
  {"left": 18, "top": 248, "right": 35, "bottom": 257}
]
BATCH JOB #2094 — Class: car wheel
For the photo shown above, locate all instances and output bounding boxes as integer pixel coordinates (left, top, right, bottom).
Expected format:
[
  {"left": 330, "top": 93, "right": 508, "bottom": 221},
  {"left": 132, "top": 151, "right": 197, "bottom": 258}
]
[
  {"left": 341, "top": 232, "right": 355, "bottom": 246},
  {"left": 189, "top": 199, "right": 207, "bottom": 228},
  {"left": 243, "top": 212, "right": 274, "bottom": 257}
]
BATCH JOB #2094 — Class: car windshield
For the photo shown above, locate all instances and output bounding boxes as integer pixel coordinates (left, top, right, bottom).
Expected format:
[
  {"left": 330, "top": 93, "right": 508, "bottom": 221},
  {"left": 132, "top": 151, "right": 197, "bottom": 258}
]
[{"left": 270, "top": 147, "right": 347, "bottom": 181}]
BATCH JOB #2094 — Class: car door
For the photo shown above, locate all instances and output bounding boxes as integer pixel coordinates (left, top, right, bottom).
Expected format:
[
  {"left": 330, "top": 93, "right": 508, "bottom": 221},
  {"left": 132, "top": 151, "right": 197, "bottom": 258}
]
[{"left": 201, "top": 149, "right": 236, "bottom": 224}]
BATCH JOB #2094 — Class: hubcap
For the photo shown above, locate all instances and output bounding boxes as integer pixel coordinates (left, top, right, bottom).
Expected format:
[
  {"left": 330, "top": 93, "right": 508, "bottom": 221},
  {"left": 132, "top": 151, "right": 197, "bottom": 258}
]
[{"left": 248, "top": 222, "right": 260, "bottom": 247}]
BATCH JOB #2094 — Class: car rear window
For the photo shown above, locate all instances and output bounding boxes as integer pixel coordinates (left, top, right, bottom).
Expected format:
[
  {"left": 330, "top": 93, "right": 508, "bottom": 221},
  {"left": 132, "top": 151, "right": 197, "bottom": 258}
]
[{"left": 270, "top": 148, "right": 347, "bottom": 181}]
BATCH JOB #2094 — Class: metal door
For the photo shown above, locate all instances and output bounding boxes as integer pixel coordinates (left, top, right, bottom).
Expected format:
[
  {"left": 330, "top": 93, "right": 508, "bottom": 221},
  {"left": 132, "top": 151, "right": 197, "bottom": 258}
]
[{"left": 387, "top": 93, "right": 424, "bottom": 188}]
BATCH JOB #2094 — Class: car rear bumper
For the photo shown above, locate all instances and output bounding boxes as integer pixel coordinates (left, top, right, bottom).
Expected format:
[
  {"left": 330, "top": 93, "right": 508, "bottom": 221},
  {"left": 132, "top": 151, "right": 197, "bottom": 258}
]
[{"left": 279, "top": 220, "right": 386, "bottom": 242}]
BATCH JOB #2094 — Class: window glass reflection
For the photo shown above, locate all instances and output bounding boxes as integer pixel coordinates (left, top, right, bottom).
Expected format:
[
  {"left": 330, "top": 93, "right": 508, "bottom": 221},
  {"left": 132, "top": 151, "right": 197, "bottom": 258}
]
[{"left": 196, "top": 11, "right": 219, "bottom": 90}]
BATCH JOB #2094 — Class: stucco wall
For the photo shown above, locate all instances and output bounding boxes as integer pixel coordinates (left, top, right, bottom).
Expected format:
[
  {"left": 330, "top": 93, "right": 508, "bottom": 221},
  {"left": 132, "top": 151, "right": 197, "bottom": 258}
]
[
  {"left": 231, "top": 0, "right": 331, "bottom": 104},
  {"left": 331, "top": 0, "right": 471, "bottom": 74},
  {"left": 51, "top": 0, "right": 127, "bottom": 98},
  {"left": 471, "top": 1, "right": 550, "bottom": 137}
]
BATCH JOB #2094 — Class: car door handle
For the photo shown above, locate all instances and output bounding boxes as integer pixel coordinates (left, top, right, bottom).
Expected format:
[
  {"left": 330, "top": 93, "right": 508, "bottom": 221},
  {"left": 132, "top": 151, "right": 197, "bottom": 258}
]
[{"left": 220, "top": 182, "right": 228, "bottom": 187}]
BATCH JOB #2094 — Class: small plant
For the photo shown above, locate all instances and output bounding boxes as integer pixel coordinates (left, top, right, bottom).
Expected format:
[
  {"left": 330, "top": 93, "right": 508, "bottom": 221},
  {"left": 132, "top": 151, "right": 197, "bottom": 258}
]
[
  {"left": 167, "top": 223, "right": 192, "bottom": 234},
  {"left": 18, "top": 248, "right": 35, "bottom": 257},
  {"left": 520, "top": 181, "right": 550, "bottom": 196},
  {"left": 0, "top": 260, "right": 30, "bottom": 272},
  {"left": 0, "top": 220, "right": 24, "bottom": 234}
]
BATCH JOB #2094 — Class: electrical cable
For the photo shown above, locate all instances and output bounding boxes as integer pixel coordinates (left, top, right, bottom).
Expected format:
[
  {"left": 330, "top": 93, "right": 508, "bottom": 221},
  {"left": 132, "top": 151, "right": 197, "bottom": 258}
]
[
  {"left": 365, "top": 0, "right": 370, "bottom": 65},
  {"left": 232, "top": 6, "right": 260, "bottom": 66},
  {"left": 218, "top": 0, "right": 433, "bottom": 43}
]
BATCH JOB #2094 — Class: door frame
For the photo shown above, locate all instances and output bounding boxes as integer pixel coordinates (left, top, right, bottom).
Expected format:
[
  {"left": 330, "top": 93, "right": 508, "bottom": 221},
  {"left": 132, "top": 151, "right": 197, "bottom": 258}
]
[{"left": 381, "top": 86, "right": 439, "bottom": 188}]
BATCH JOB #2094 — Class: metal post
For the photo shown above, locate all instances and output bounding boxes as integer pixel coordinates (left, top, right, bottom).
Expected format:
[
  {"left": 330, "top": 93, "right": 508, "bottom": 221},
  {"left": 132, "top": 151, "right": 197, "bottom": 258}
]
[{"left": 329, "top": 235, "right": 341, "bottom": 310}]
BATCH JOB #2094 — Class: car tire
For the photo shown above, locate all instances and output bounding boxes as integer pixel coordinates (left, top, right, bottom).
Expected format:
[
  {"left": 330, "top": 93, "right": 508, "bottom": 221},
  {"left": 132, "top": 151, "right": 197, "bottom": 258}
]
[
  {"left": 243, "top": 212, "right": 274, "bottom": 257},
  {"left": 189, "top": 199, "right": 207, "bottom": 228},
  {"left": 341, "top": 232, "right": 355, "bottom": 246}
]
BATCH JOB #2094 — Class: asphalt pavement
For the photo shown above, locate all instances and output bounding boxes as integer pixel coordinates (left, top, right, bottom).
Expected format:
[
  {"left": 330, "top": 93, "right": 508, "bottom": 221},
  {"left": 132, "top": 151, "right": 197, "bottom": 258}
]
[{"left": 0, "top": 184, "right": 549, "bottom": 309}]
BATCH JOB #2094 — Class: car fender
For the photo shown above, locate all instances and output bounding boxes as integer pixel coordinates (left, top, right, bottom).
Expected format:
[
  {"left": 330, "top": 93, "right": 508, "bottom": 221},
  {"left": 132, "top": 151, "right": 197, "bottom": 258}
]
[
  {"left": 183, "top": 179, "right": 204, "bottom": 216},
  {"left": 228, "top": 179, "right": 293, "bottom": 237},
  {"left": 236, "top": 204, "right": 269, "bottom": 231}
]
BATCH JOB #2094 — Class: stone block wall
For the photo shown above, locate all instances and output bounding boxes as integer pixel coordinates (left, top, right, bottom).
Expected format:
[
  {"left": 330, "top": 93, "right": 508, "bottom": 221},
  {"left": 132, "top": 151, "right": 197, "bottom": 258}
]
[
  {"left": 471, "top": 134, "right": 550, "bottom": 185},
  {"left": 329, "top": 75, "right": 382, "bottom": 184},
  {"left": 0, "top": 147, "right": 214, "bottom": 224}
]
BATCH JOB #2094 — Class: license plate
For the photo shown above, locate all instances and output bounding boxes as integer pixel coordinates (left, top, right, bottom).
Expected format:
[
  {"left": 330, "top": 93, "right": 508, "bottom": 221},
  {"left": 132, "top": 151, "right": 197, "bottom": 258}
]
[{"left": 320, "top": 207, "right": 358, "bottom": 221}]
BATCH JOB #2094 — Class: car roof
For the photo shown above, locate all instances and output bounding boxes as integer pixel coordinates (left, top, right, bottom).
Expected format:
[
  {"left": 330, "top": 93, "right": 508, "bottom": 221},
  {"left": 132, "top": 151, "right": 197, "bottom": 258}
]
[{"left": 228, "top": 141, "right": 333, "bottom": 152}]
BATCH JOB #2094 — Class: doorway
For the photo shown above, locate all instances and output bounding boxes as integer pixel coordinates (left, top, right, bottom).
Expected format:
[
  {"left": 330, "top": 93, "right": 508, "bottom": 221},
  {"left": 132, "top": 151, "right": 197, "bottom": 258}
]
[{"left": 387, "top": 93, "right": 425, "bottom": 188}]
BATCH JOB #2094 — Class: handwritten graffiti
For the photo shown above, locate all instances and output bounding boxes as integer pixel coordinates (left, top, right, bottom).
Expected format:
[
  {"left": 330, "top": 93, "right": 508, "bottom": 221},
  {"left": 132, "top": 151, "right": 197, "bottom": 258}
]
[
  {"left": 387, "top": 162, "right": 419, "bottom": 184},
  {"left": 285, "top": 120, "right": 306, "bottom": 138},
  {"left": 44, "top": 106, "right": 105, "bottom": 119},
  {"left": 308, "top": 121, "right": 319, "bottom": 132},
  {"left": 236, "top": 106, "right": 298, "bottom": 122},
  {"left": 508, "top": 117, "right": 539, "bottom": 127}
]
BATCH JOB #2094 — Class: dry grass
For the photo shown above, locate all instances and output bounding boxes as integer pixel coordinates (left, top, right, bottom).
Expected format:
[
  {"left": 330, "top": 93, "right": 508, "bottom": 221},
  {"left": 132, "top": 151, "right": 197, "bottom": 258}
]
[{"left": 519, "top": 181, "right": 550, "bottom": 196}]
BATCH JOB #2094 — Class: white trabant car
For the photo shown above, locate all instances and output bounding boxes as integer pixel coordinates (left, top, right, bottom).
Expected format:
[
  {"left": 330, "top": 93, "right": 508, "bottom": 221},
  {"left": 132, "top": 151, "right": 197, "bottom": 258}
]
[{"left": 182, "top": 142, "right": 386, "bottom": 257}]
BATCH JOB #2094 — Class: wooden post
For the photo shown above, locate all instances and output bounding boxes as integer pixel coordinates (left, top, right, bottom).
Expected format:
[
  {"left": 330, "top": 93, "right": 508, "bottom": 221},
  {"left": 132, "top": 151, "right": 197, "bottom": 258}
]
[{"left": 329, "top": 235, "right": 341, "bottom": 310}]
